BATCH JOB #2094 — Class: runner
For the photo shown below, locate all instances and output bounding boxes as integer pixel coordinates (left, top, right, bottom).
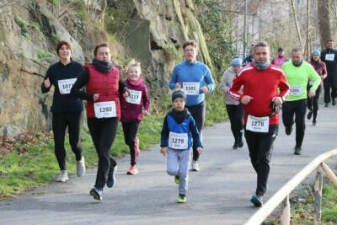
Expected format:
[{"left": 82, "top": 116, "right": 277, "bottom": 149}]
[
  {"left": 220, "top": 57, "right": 244, "bottom": 149},
  {"left": 41, "top": 40, "right": 85, "bottom": 182},
  {"left": 242, "top": 44, "right": 255, "bottom": 66},
  {"left": 160, "top": 89, "right": 203, "bottom": 203},
  {"left": 271, "top": 47, "right": 288, "bottom": 68},
  {"left": 281, "top": 47, "right": 321, "bottom": 155},
  {"left": 169, "top": 40, "right": 215, "bottom": 172},
  {"left": 229, "top": 41, "right": 290, "bottom": 207},
  {"left": 308, "top": 50, "right": 327, "bottom": 126},
  {"left": 71, "top": 43, "right": 128, "bottom": 201},
  {"left": 120, "top": 61, "right": 150, "bottom": 175},
  {"left": 320, "top": 40, "right": 337, "bottom": 107}
]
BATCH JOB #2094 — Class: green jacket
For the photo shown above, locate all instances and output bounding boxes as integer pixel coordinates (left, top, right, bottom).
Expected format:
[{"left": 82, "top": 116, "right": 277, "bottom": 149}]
[{"left": 282, "top": 60, "right": 321, "bottom": 101}]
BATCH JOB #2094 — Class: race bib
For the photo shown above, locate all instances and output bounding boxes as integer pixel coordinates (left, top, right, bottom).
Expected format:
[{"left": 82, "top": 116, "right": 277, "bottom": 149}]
[
  {"left": 94, "top": 101, "right": 116, "bottom": 118},
  {"left": 126, "top": 89, "right": 142, "bottom": 105},
  {"left": 246, "top": 115, "right": 269, "bottom": 133},
  {"left": 183, "top": 82, "right": 200, "bottom": 95},
  {"left": 58, "top": 78, "right": 77, "bottom": 95},
  {"left": 290, "top": 85, "right": 303, "bottom": 96},
  {"left": 325, "top": 54, "right": 335, "bottom": 61},
  {"left": 168, "top": 132, "right": 188, "bottom": 149}
]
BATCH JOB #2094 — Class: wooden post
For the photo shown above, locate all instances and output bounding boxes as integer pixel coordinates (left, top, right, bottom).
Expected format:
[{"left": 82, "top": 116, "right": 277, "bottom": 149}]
[
  {"left": 321, "top": 162, "right": 337, "bottom": 188},
  {"left": 314, "top": 167, "right": 323, "bottom": 225},
  {"left": 280, "top": 195, "right": 290, "bottom": 225}
]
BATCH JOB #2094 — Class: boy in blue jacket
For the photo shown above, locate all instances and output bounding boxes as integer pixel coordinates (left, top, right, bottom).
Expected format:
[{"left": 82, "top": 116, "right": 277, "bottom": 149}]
[{"left": 160, "top": 89, "right": 203, "bottom": 203}]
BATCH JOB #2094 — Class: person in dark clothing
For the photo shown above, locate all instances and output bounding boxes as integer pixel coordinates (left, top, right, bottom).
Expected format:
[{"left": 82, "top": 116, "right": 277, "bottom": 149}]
[
  {"left": 71, "top": 43, "right": 128, "bottom": 201},
  {"left": 41, "top": 40, "right": 85, "bottom": 182},
  {"left": 308, "top": 50, "right": 327, "bottom": 125},
  {"left": 320, "top": 40, "right": 337, "bottom": 107}
]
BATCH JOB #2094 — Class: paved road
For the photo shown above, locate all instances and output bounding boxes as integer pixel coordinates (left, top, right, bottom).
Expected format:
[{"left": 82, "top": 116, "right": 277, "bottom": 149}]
[{"left": 1, "top": 106, "right": 337, "bottom": 225}]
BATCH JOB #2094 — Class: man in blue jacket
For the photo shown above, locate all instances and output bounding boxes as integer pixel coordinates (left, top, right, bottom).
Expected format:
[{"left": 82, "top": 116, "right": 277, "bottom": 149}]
[{"left": 169, "top": 40, "right": 215, "bottom": 171}]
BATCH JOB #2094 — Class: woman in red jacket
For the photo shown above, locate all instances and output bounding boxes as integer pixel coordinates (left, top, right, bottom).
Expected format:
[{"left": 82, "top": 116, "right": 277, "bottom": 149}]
[
  {"left": 120, "top": 61, "right": 150, "bottom": 175},
  {"left": 71, "top": 43, "right": 127, "bottom": 201}
]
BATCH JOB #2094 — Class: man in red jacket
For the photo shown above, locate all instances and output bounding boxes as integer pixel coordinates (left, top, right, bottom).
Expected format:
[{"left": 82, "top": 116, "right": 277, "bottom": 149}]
[{"left": 229, "top": 42, "right": 290, "bottom": 207}]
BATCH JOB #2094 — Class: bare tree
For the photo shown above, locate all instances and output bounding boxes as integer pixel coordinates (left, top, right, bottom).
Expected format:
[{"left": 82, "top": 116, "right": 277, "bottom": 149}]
[
  {"left": 290, "top": 0, "right": 303, "bottom": 48},
  {"left": 317, "top": 0, "right": 332, "bottom": 48}
]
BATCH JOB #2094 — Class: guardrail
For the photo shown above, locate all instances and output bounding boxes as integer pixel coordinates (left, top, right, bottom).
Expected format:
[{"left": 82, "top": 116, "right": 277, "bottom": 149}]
[{"left": 244, "top": 149, "right": 337, "bottom": 225}]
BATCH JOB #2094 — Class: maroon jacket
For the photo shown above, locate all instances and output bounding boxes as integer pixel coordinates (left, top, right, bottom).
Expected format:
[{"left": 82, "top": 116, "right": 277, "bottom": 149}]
[
  {"left": 310, "top": 59, "right": 327, "bottom": 86},
  {"left": 85, "top": 63, "right": 121, "bottom": 118},
  {"left": 120, "top": 77, "right": 150, "bottom": 123}
]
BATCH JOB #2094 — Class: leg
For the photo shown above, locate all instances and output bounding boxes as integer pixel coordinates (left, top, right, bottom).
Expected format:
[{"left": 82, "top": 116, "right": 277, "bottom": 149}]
[
  {"left": 255, "top": 125, "right": 278, "bottom": 196},
  {"left": 295, "top": 100, "right": 306, "bottom": 148},
  {"left": 189, "top": 102, "right": 205, "bottom": 162},
  {"left": 226, "top": 105, "right": 238, "bottom": 143},
  {"left": 52, "top": 113, "right": 67, "bottom": 170},
  {"left": 67, "top": 112, "right": 83, "bottom": 161},
  {"left": 178, "top": 150, "right": 191, "bottom": 196},
  {"left": 244, "top": 129, "right": 259, "bottom": 173},
  {"left": 167, "top": 149, "right": 179, "bottom": 176},
  {"left": 324, "top": 79, "right": 331, "bottom": 104},
  {"left": 122, "top": 121, "right": 140, "bottom": 166},
  {"left": 282, "top": 101, "right": 295, "bottom": 135},
  {"left": 313, "top": 86, "right": 321, "bottom": 123}
]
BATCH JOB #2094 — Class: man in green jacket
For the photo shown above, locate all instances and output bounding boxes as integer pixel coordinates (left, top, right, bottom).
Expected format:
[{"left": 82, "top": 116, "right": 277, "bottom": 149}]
[{"left": 281, "top": 47, "right": 321, "bottom": 155}]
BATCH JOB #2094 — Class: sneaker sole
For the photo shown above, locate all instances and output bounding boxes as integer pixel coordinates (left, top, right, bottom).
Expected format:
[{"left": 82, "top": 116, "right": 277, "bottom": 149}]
[
  {"left": 90, "top": 189, "right": 102, "bottom": 201},
  {"left": 177, "top": 199, "right": 187, "bottom": 203}
]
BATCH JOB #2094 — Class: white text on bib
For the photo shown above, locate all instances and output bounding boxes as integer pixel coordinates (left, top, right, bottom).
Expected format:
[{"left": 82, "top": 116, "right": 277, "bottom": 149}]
[
  {"left": 94, "top": 101, "right": 116, "bottom": 118},
  {"left": 168, "top": 132, "right": 188, "bottom": 149},
  {"left": 126, "top": 89, "right": 142, "bottom": 105},
  {"left": 325, "top": 54, "right": 335, "bottom": 61},
  {"left": 183, "top": 82, "right": 200, "bottom": 95},
  {"left": 246, "top": 115, "right": 269, "bottom": 133},
  {"left": 58, "top": 78, "right": 77, "bottom": 95}
]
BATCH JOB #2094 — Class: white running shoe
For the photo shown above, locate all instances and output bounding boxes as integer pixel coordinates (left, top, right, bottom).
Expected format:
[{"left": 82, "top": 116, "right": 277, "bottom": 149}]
[
  {"left": 191, "top": 161, "right": 200, "bottom": 172},
  {"left": 56, "top": 170, "right": 69, "bottom": 182},
  {"left": 77, "top": 157, "right": 86, "bottom": 177}
]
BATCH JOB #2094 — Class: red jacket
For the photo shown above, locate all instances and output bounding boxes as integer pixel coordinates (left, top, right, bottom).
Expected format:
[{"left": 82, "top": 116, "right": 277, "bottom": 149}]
[
  {"left": 229, "top": 62, "right": 289, "bottom": 125},
  {"left": 85, "top": 64, "right": 121, "bottom": 118},
  {"left": 120, "top": 78, "right": 150, "bottom": 123}
]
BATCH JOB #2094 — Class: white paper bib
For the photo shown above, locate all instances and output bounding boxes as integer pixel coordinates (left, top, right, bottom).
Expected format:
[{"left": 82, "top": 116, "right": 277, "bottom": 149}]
[
  {"left": 126, "top": 89, "right": 142, "bottom": 105},
  {"left": 325, "top": 54, "right": 335, "bottom": 61},
  {"left": 183, "top": 82, "right": 200, "bottom": 95},
  {"left": 58, "top": 78, "right": 77, "bottom": 95},
  {"left": 290, "top": 85, "right": 303, "bottom": 96},
  {"left": 94, "top": 101, "right": 116, "bottom": 118},
  {"left": 246, "top": 115, "right": 269, "bottom": 133},
  {"left": 168, "top": 132, "right": 188, "bottom": 149}
]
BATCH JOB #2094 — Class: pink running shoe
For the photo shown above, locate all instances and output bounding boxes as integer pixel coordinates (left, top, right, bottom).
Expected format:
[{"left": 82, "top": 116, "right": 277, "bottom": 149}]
[{"left": 127, "top": 166, "right": 139, "bottom": 175}]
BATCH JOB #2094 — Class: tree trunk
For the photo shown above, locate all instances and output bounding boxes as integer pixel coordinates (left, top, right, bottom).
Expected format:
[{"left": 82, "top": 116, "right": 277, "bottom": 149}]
[
  {"left": 290, "top": 0, "right": 303, "bottom": 48},
  {"left": 317, "top": 0, "right": 332, "bottom": 49}
]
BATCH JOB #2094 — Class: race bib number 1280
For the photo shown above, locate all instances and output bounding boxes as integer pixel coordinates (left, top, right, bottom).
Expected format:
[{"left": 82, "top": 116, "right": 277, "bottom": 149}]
[{"left": 94, "top": 101, "right": 116, "bottom": 118}]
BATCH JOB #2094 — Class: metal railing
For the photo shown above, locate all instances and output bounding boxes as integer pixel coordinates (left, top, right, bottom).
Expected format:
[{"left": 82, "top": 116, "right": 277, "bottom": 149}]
[{"left": 244, "top": 149, "right": 337, "bottom": 225}]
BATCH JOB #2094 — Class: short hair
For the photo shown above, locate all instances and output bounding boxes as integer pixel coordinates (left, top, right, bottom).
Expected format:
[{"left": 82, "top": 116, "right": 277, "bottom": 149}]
[
  {"left": 94, "top": 43, "right": 109, "bottom": 56},
  {"left": 291, "top": 47, "right": 303, "bottom": 53},
  {"left": 127, "top": 60, "right": 142, "bottom": 75},
  {"left": 183, "top": 40, "right": 198, "bottom": 50},
  {"left": 56, "top": 41, "right": 72, "bottom": 55},
  {"left": 253, "top": 41, "right": 269, "bottom": 52},
  {"left": 327, "top": 40, "right": 333, "bottom": 43}
]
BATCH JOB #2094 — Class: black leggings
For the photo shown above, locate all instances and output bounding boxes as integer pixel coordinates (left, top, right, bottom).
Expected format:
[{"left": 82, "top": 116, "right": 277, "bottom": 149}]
[
  {"left": 122, "top": 121, "right": 140, "bottom": 166},
  {"left": 186, "top": 101, "right": 206, "bottom": 161},
  {"left": 226, "top": 104, "right": 244, "bottom": 143},
  {"left": 282, "top": 99, "right": 306, "bottom": 148},
  {"left": 323, "top": 79, "right": 336, "bottom": 104},
  {"left": 307, "top": 85, "right": 321, "bottom": 122},
  {"left": 88, "top": 117, "right": 118, "bottom": 189},
  {"left": 245, "top": 124, "right": 278, "bottom": 196},
  {"left": 52, "top": 112, "right": 83, "bottom": 171}
]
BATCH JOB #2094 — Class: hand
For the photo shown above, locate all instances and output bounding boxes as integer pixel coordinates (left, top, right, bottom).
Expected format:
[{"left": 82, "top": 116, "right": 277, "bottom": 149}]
[
  {"left": 241, "top": 95, "right": 253, "bottom": 105},
  {"left": 44, "top": 78, "right": 51, "bottom": 88},
  {"left": 143, "top": 110, "right": 150, "bottom": 116},
  {"left": 123, "top": 91, "right": 129, "bottom": 98},
  {"left": 308, "top": 90, "right": 316, "bottom": 98},
  {"left": 197, "top": 147, "right": 203, "bottom": 154},
  {"left": 200, "top": 86, "right": 208, "bottom": 94},
  {"left": 272, "top": 96, "right": 283, "bottom": 106},
  {"left": 160, "top": 147, "right": 168, "bottom": 156},
  {"left": 93, "top": 93, "right": 100, "bottom": 101},
  {"left": 322, "top": 74, "right": 327, "bottom": 80},
  {"left": 175, "top": 83, "right": 181, "bottom": 89}
]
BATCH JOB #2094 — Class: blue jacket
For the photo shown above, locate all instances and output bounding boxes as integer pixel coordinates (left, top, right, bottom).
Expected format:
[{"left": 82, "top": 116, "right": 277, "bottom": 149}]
[
  {"left": 169, "top": 61, "right": 215, "bottom": 106},
  {"left": 160, "top": 109, "right": 202, "bottom": 150}
]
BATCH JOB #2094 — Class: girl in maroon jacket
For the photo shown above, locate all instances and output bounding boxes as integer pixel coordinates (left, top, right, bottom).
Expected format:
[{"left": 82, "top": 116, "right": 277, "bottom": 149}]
[{"left": 121, "top": 62, "right": 150, "bottom": 175}]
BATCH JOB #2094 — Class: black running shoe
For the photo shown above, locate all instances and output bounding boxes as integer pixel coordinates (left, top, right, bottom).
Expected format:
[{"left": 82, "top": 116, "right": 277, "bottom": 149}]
[
  {"left": 294, "top": 146, "right": 302, "bottom": 155},
  {"left": 90, "top": 187, "right": 103, "bottom": 201},
  {"left": 307, "top": 111, "right": 312, "bottom": 120},
  {"left": 285, "top": 126, "right": 292, "bottom": 135}
]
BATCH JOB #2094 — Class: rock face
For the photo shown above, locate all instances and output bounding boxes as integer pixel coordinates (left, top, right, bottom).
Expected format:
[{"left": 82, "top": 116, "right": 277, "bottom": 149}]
[{"left": 0, "top": 0, "right": 213, "bottom": 134}]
